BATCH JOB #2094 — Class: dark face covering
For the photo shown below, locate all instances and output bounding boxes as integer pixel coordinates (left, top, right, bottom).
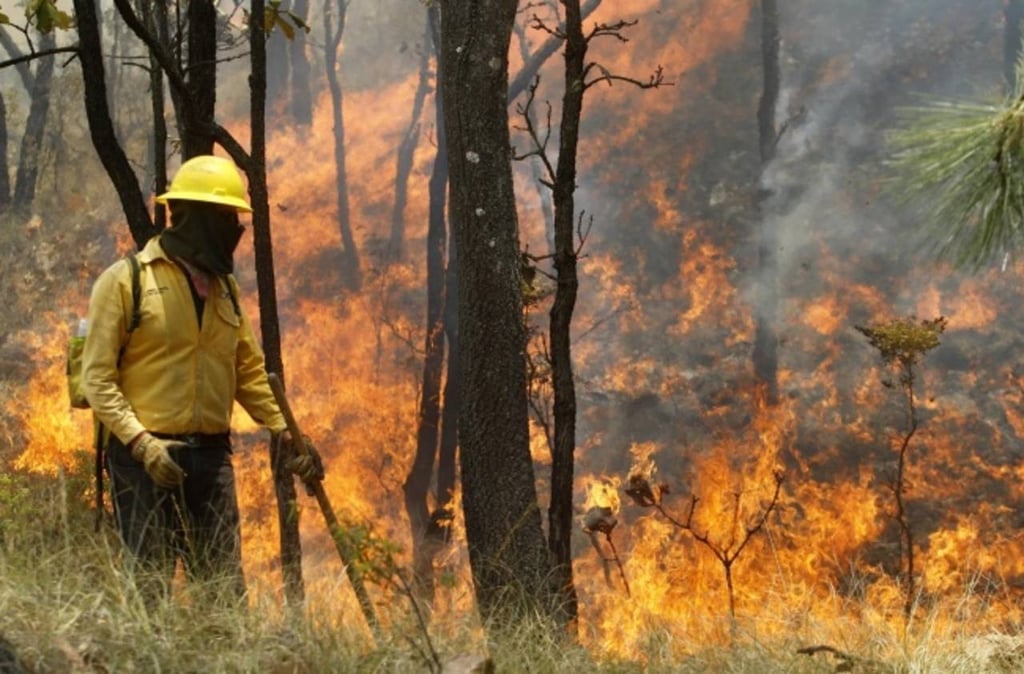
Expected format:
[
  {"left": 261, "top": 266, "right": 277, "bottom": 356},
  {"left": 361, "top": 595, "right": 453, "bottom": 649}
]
[{"left": 160, "top": 201, "right": 244, "bottom": 274}]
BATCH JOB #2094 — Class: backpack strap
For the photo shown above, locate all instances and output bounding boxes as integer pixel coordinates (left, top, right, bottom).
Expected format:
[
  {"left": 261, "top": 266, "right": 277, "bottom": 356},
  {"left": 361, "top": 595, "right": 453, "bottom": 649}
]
[
  {"left": 126, "top": 254, "right": 143, "bottom": 339},
  {"left": 95, "top": 254, "right": 143, "bottom": 532}
]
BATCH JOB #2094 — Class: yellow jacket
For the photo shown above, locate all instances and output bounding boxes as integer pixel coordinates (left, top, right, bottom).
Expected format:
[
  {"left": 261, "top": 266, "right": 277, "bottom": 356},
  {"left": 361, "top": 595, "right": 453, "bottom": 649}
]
[{"left": 81, "top": 236, "right": 286, "bottom": 444}]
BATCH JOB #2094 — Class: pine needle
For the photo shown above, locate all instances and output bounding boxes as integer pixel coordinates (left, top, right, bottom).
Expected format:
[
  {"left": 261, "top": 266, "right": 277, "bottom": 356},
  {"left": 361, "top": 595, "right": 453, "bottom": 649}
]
[{"left": 884, "top": 59, "right": 1024, "bottom": 270}]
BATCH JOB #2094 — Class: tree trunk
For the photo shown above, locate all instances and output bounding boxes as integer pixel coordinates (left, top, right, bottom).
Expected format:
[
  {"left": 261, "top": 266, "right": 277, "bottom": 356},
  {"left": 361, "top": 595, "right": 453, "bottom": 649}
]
[
  {"left": 12, "top": 31, "right": 55, "bottom": 211},
  {"left": 72, "top": 0, "right": 156, "bottom": 248},
  {"left": 148, "top": 58, "right": 167, "bottom": 229},
  {"left": 288, "top": 0, "right": 313, "bottom": 125},
  {"left": 325, "top": 0, "right": 361, "bottom": 291},
  {"left": 249, "top": 0, "right": 305, "bottom": 610},
  {"left": 404, "top": 4, "right": 449, "bottom": 609},
  {"left": 182, "top": 0, "right": 216, "bottom": 157},
  {"left": 388, "top": 15, "right": 433, "bottom": 262},
  {"left": 752, "top": 0, "right": 780, "bottom": 405},
  {"left": 144, "top": 0, "right": 169, "bottom": 230},
  {"left": 436, "top": 4, "right": 459, "bottom": 529},
  {"left": 546, "top": 0, "right": 585, "bottom": 635},
  {"left": 439, "top": 0, "right": 556, "bottom": 628}
]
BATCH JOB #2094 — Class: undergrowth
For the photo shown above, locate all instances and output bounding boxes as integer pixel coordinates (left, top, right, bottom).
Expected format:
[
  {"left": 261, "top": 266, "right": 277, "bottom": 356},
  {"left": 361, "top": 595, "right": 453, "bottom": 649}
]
[{"left": 0, "top": 466, "right": 1018, "bottom": 673}]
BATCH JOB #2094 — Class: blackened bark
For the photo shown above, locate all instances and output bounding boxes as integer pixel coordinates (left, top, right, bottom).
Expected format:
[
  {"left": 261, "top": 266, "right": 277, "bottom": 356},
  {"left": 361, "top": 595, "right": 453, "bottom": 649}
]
[
  {"left": 752, "top": 0, "right": 780, "bottom": 405},
  {"left": 325, "top": 0, "right": 361, "bottom": 290},
  {"left": 12, "top": 31, "right": 55, "bottom": 211},
  {"left": 404, "top": 4, "right": 449, "bottom": 607},
  {"left": 145, "top": 0, "right": 169, "bottom": 229},
  {"left": 249, "top": 0, "right": 304, "bottom": 609},
  {"left": 545, "top": 0, "right": 585, "bottom": 634},
  {"left": 288, "top": 0, "right": 313, "bottom": 125},
  {"left": 436, "top": 8, "right": 459, "bottom": 521},
  {"left": 149, "top": 59, "right": 168, "bottom": 229},
  {"left": 72, "top": 0, "right": 156, "bottom": 249},
  {"left": 388, "top": 16, "right": 433, "bottom": 262},
  {"left": 182, "top": 0, "right": 216, "bottom": 157},
  {"left": 440, "top": 0, "right": 556, "bottom": 628},
  {"left": 1006, "top": 0, "right": 1024, "bottom": 92}
]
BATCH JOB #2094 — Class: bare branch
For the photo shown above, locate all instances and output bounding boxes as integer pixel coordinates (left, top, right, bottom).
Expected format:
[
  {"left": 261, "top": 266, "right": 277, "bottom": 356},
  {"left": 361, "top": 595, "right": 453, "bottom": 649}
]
[
  {"left": 508, "top": 0, "right": 602, "bottom": 102},
  {"left": 0, "top": 44, "right": 76, "bottom": 72},
  {"left": 587, "top": 18, "right": 638, "bottom": 42},
  {"left": 511, "top": 77, "right": 558, "bottom": 184},
  {"left": 528, "top": 13, "right": 563, "bottom": 39},
  {"left": 585, "top": 63, "right": 670, "bottom": 90},
  {"left": 575, "top": 211, "right": 593, "bottom": 256}
]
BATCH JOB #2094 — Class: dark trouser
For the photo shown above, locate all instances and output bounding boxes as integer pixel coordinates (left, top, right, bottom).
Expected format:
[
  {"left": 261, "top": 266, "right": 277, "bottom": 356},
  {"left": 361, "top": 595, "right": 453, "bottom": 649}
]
[{"left": 106, "top": 433, "right": 246, "bottom": 606}]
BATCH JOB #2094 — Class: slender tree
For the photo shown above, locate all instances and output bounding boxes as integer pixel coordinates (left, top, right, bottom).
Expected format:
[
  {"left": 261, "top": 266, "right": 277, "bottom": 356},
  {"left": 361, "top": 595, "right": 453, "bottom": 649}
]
[
  {"left": 72, "top": 0, "right": 156, "bottom": 247},
  {"left": 249, "top": 0, "right": 304, "bottom": 610},
  {"left": 752, "top": 0, "right": 781, "bottom": 404},
  {"left": 857, "top": 316, "right": 947, "bottom": 624},
  {"left": 388, "top": 16, "right": 433, "bottom": 262},
  {"left": 404, "top": 4, "right": 446, "bottom": 606},
  {"left": 0, "top": 26, "right": 58, "bottom": 213},
  {"left": 514, "top": 2, "right": 666, "bottom": 632},
  {"left": 12, "top": 30, "right": 54, "bottom": 210},
  {"left": 324, "top": 0, "right": 361, "bottom": 290}
]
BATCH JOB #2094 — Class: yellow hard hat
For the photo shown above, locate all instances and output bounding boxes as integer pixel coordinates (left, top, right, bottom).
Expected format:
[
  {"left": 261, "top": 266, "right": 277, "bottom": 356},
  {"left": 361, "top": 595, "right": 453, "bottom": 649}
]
[{"left": 155, "top": 155, "right": 252, "bottom": 213}]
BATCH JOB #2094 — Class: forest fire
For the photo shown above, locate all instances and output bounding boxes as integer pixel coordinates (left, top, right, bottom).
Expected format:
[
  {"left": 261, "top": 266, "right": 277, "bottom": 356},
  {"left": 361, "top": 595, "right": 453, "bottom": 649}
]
[{"left": 4, "top": 0, "right": 1024, "bottom": 666}]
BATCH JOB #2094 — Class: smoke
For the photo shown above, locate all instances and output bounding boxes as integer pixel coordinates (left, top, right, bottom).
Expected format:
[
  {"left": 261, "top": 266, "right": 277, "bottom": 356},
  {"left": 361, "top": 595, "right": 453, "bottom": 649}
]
[{"left": 764, "top": 1, "right": 1000, "bottom": 285}]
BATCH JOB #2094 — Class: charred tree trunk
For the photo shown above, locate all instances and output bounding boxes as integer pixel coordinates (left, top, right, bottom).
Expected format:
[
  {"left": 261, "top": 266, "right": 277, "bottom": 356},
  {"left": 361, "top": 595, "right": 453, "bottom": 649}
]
[
  {"left": 248, "top": 0, "right": 304, "bottom": 610},
  {"left": 325, "top": 0, "right": 361, "bottom": 291},
  {"left": 148, "top": 61, "right": 168, "bottom": 229},
  {"left": 752, "top": 0, "right": 780, "bottom": 405},
  {"left": 12, "top": 31, "right": 55, "bottom": 211},
  {"left": 404, "top": 4, "right": 450, "bottom": 608},
  {"left": 388, "top": 15, "right": 432, "bottom": 262},
  {"left": 440, "top": 0, "right": 557, "bottom": 628},
  {"left": 545, "top": 0, "right": 586, "bottom": 635},
  {"left": 72, "top": 0, "right": 157, "bottom": 248},
  {"left": 288, "top": 0, "right": 313, "bottom": 125},
  {"left": 1006, "top": 0, "right": 1024, "bottom": 92},
  {"left": 181, "top": 0, "right": 216, "bottom": 157},
  {"left": 436, "top": 13, "right": 459, "bottom": 530}
]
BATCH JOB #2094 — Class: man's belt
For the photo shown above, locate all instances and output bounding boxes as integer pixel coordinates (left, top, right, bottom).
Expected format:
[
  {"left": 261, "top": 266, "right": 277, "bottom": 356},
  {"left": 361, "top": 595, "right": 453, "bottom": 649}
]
[{"left": 151, "top": 431, "right": 230, "bottom": 447}]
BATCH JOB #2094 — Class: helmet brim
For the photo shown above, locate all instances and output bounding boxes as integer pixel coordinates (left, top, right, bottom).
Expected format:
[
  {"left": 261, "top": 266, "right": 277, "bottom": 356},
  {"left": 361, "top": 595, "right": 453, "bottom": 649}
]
[{"left": 154, "top": 191, "right": 253, "bottom": 213}]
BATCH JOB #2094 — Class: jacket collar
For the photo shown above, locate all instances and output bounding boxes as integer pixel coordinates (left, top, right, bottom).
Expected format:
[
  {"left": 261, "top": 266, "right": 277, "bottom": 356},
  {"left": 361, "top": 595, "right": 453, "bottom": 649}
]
[{"left": 137, "top": 235, "right": 172, "bottom": 266}]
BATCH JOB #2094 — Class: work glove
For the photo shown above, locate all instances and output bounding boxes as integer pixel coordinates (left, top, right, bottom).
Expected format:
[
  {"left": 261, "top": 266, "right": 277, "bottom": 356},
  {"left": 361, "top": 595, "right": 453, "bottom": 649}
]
[
  {"left": 282, "top": 432, "right": 324, "bottom": 483},
  {"left": 130, "top": 433, "right": 186, "bottom": 488}
]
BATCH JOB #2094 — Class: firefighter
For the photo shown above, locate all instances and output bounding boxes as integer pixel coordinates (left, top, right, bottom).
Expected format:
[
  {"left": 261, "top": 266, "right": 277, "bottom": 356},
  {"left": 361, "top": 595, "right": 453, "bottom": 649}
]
[{"left": 81, "top": 155, "right": 316, "bottom": 605}]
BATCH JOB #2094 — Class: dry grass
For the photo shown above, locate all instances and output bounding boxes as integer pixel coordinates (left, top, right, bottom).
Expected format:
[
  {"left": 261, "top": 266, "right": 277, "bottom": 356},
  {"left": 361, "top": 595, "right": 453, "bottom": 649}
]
[{"left": 2, "top": 467, "right": 1023, "bottom": 673}]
